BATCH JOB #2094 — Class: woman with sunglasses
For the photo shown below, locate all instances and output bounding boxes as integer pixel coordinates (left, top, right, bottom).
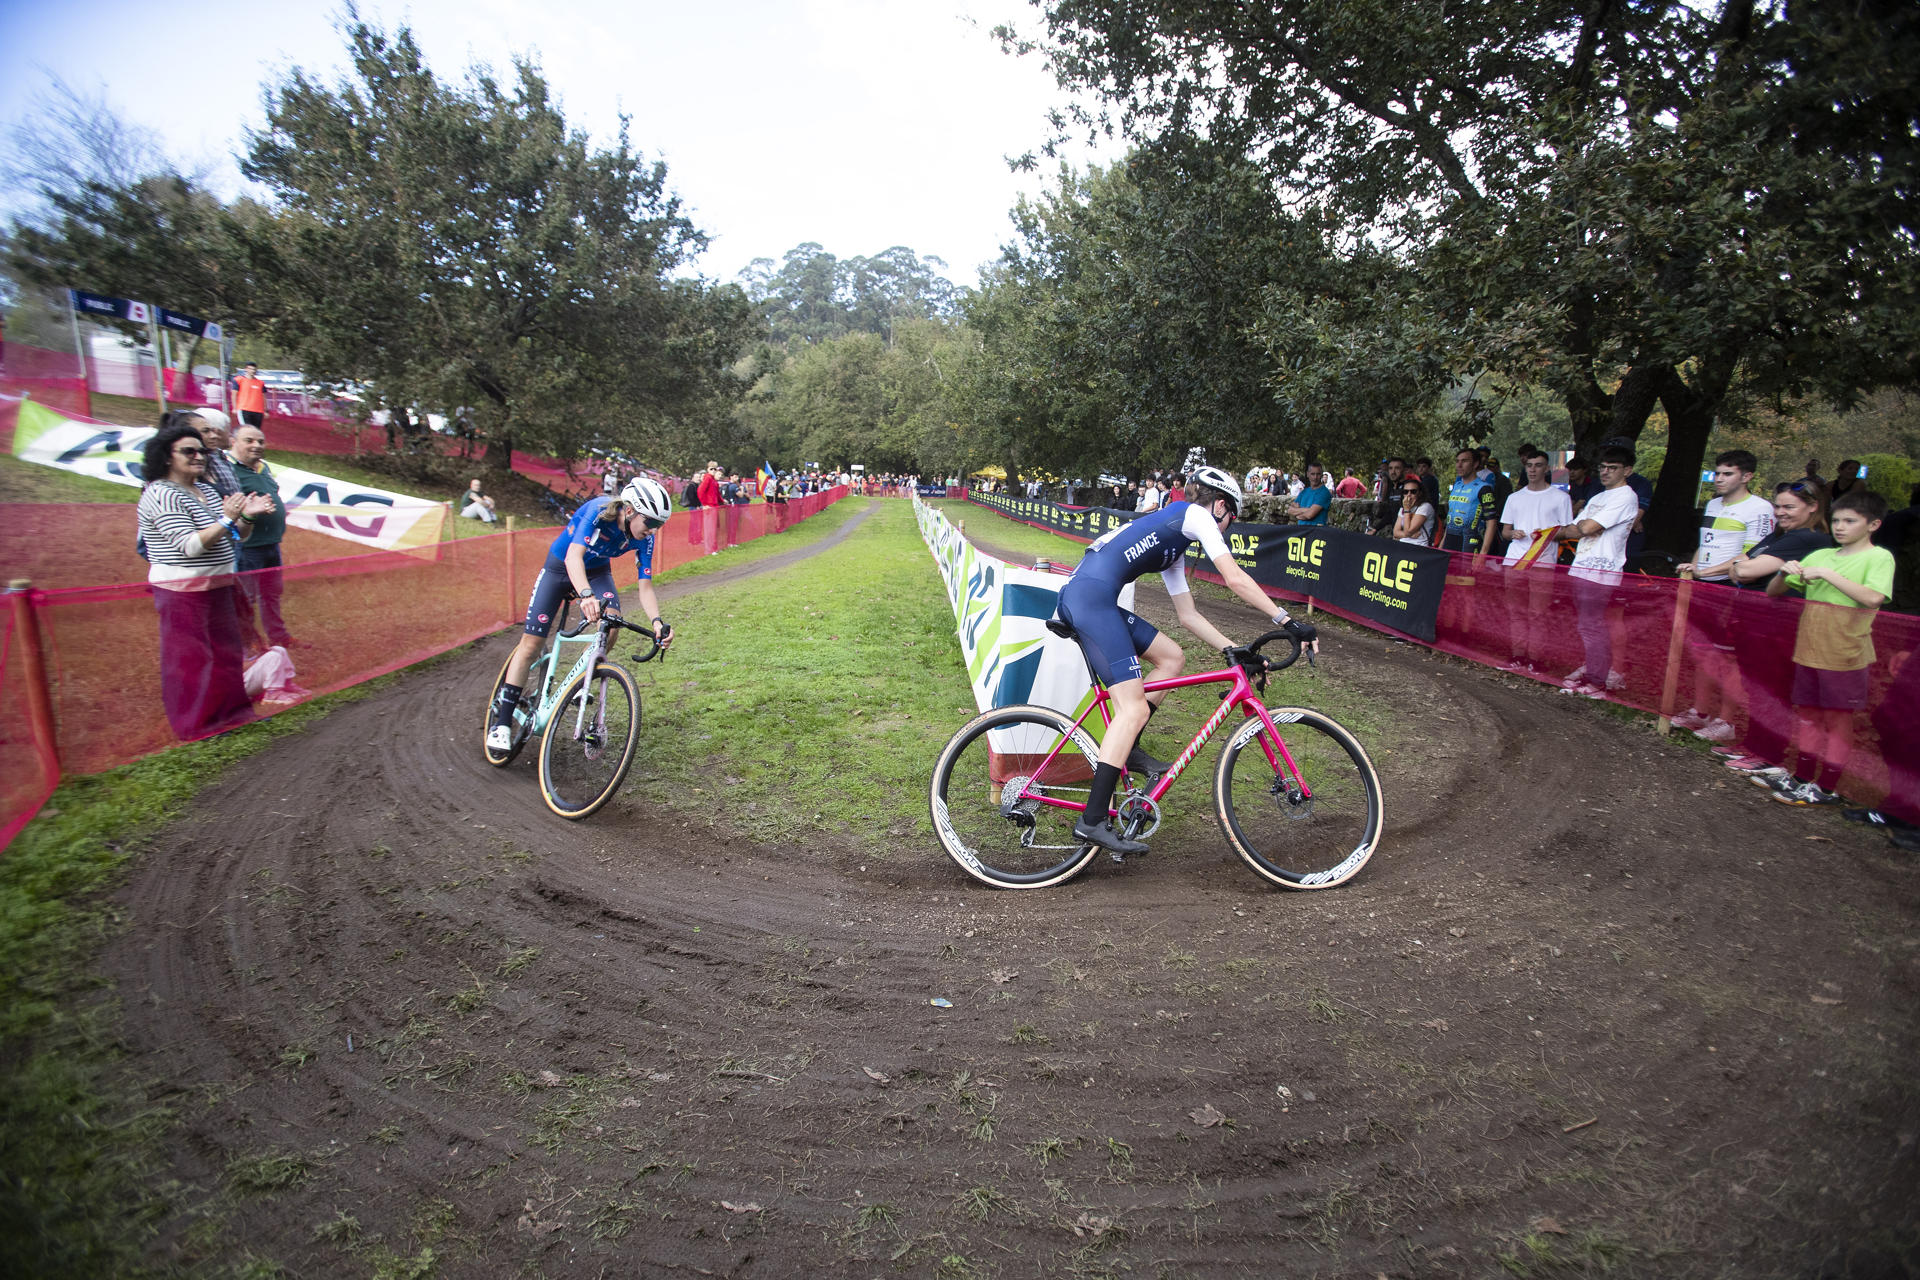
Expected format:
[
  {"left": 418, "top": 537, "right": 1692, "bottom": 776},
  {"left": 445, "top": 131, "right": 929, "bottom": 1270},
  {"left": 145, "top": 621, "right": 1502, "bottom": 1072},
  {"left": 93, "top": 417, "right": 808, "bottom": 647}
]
[
  {"left": 486, "top": 477, "right": 676, "bottom": 752},
  {"left": 1392, "top": 480, "right": 1436, "bottom": 546},
  {"left": 137, "top": 412, "right": 277, "bottom": 738}
]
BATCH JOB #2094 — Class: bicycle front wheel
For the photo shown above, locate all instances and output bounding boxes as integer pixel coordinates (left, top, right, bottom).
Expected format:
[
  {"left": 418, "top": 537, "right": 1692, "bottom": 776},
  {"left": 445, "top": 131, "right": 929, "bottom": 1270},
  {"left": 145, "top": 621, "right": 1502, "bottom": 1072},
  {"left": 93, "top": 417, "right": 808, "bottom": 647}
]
[
  {"left": 538, "top": 661, "right": 641, "bottom": 819},
  {"left": 929, "top": 705, "right": 1103, "bottom": 889},
  {"left": 1214, "top": 706, "right": 1382, "bottom": 890},
  {"left": 483, "top": 646, "right": 552, "bottom": 768}
]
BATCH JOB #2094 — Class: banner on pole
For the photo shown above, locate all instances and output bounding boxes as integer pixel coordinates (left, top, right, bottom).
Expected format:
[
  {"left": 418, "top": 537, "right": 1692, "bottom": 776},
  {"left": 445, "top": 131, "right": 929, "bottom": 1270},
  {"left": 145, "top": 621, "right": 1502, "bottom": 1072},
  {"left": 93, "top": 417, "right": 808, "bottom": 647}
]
[
  {"left": 10, "top": 399, "right": 445, "bottom": 551},
  {"left": 914, "top": 494, "right": 1119, "bottom": 726}
]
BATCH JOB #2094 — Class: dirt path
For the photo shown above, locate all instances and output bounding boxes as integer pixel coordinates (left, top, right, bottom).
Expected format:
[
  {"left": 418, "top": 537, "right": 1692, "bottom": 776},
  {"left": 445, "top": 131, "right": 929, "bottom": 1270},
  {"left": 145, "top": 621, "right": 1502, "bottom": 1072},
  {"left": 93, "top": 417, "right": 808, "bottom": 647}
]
[{"left": 106, "top": 512, "right": 1917, "bottom": 1278}]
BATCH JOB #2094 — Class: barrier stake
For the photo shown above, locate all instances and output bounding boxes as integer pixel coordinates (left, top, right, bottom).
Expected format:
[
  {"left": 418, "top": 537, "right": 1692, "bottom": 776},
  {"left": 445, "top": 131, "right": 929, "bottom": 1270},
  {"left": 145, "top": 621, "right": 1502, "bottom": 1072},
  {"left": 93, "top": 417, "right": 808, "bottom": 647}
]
[
  {"left": 1655, "top": 576, "right": 1694, "bottom": 734},
  {"left": 7, "top": 580, "right": 63, "bottom": 782},
  {"left": 505, "top": 516, "right": 518, "bottom": 626}
]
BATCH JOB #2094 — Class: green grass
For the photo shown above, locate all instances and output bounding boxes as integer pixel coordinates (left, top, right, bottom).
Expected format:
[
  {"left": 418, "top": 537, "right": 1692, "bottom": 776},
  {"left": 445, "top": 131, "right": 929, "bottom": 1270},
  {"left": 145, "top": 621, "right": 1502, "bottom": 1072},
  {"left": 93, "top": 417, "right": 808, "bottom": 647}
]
[
  {"left": 650, "top": 496, "right": 867, "bottom": 588},
  {"left": 0, "top": 676, "right": 393, "bottom": 1278},
  {"left": 925, "top": 498, "right": 1087, "bottom": 566},
  {"left": 0, "top": 452, "right": 143, "bottom": 504},
  {"left": 625, "top": 501, "right": 980, "bottom": 852}
]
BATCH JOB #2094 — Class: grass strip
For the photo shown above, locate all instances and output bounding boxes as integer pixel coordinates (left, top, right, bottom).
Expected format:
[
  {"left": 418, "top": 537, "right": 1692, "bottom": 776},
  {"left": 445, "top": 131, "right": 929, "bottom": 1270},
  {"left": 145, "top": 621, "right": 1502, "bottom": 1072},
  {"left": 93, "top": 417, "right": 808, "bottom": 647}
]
[
  {"left": 0, "top": 676, "right": 398, "bottom": 1278},
  {"left": 650, "top": 497, "right": 866, "bottom": 588}
]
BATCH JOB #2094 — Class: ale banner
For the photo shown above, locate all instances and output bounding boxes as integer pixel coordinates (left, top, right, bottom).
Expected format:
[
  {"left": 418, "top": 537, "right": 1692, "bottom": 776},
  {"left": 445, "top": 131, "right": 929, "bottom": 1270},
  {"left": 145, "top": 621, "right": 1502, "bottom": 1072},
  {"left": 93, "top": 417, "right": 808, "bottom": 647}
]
[{"left": 965, "top": 490, "right": 1449, "bottom": 642}]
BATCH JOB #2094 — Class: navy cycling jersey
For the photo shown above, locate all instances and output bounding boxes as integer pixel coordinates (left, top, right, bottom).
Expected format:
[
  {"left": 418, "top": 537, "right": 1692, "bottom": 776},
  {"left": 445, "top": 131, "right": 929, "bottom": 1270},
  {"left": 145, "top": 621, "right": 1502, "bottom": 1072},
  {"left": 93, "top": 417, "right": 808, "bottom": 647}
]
[
  {"left": 543, "top": 494, "right": 656, "bottom": 578},
  {"left": 1072, "top": 501, "right": 1231, "bottom": 598}
]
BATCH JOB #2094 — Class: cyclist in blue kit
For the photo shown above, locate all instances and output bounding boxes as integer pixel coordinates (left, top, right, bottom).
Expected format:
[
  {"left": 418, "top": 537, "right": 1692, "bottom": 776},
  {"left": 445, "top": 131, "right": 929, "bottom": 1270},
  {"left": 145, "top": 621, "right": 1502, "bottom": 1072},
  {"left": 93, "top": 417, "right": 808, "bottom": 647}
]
[
  {"left": 1054, "top": 466, "right": 1297, "bottom": 856},
  {"left": 486, "top": 477, "right": 675, "bottom": 752}
]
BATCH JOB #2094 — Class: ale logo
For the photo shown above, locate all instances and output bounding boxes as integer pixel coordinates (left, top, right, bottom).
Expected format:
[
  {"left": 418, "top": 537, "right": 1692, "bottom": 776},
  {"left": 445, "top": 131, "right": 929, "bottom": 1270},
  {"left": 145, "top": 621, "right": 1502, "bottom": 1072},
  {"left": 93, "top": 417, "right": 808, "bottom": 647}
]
[
  {"left": 1362, "top": 550, "right": 1415, "bottom": 594},
  {"left": 1287, "top": 535, "right": 1325, "bottom": 566}
]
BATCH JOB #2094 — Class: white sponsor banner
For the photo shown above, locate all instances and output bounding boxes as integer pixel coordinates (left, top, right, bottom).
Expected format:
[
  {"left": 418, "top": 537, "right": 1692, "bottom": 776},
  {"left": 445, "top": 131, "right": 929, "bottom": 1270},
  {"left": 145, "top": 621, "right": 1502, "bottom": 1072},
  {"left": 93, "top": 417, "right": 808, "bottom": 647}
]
[
  {"left": 9, "top": 398, "right": 445, "bottom": 551},
  {"left": 913, "top": 494, "right": 1119, "bottom": 726}
]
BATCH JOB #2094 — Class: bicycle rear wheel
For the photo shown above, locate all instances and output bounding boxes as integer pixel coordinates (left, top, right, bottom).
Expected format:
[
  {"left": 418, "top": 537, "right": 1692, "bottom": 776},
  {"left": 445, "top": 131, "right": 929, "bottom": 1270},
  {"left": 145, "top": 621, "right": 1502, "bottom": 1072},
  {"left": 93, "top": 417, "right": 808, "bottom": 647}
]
[
  {"left": 929, "top": 705, "right": 1103, "bottom": 889},
  {"left": 537, "top": 661, "right": 641, "bottom": 819},
  {"left": 1213, "top": 706, "right": 1382, "bottom": 890}
]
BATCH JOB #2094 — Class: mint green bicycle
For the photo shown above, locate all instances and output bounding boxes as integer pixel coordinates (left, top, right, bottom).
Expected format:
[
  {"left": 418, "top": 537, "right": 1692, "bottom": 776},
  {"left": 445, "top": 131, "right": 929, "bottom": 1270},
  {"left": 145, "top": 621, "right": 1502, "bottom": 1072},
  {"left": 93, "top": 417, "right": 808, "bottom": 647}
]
[{"left": 482, "top": 602, "right": 666, "bottom": 819}]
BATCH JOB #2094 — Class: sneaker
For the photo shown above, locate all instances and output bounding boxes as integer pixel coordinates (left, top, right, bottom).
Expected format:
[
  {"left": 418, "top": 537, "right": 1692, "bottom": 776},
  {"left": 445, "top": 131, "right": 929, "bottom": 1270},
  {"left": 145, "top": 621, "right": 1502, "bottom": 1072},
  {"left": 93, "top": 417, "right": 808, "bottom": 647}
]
[
  {"left": 1890, "top": 828, "right": 1920, "bottom": 853},
  {"left": 1563, "top": 665, "right": 1586, "bottom": 686},
  {"left": 1693, "top": 719, "right": 1738, "bottom": 744},
  {"left": 1072, "top": 817, "right": 1148, "bottom": 858},
  {"left": 486, "top": 724, "right": 512, "bottom": 752},
  {"left": 1771, "top": 780, "right": 1842, "bottom": 806},
  {"left": 1723, "top": 755, "right": 1778, "bottom": 774},
  {"left": 1670, "top": 708, "right": 1710, "bottom": 731},
  {"left": 1842, "top": 809, "right": 1918, "bottom": 831},
  {"left": 1746, "top": 768, "right": 1791, "bottom": 788},
  {"left": 1605, "top": 670, "right": 1627, "bottom": 691},
  {"left": 1124, "top": 744, "right": 1170, "bottom": 779},
  {"left": 1709, "top": 745, "right": 1744, "bottom": 758}
]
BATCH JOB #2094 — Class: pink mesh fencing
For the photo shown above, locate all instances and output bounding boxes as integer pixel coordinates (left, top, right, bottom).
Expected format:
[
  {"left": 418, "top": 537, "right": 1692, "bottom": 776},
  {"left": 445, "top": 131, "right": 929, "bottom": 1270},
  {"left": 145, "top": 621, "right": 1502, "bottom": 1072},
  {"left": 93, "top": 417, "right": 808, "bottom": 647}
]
[{"left": 0, "top": 486, "right": 847, "bottom": 847}]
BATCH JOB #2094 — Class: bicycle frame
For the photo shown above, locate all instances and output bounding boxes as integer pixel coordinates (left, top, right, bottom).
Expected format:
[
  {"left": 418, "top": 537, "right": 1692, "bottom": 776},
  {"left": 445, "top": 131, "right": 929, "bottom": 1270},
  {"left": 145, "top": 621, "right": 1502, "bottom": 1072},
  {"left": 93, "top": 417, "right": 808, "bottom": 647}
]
[
  {"left": 1016, "top": 662, "right": 1309, "bottom": 821},
  {"left": 525, "top": 626, "right": 612, "bottom": 738}
]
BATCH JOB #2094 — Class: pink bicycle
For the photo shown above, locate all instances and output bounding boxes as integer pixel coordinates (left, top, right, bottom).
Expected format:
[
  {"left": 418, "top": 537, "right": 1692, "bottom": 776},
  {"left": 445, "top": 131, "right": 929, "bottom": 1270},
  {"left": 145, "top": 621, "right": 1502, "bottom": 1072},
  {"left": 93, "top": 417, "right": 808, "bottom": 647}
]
[{"left": 930, "top": 621, "right": 1382, "bottom": 890}]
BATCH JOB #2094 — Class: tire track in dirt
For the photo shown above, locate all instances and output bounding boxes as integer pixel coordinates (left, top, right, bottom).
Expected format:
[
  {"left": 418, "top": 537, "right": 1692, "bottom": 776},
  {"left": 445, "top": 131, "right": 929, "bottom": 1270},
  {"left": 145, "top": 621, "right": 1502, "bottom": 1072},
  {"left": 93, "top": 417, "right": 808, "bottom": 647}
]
[{"left": 104, "top": 508, "right": 1918, "bottom": 1278}]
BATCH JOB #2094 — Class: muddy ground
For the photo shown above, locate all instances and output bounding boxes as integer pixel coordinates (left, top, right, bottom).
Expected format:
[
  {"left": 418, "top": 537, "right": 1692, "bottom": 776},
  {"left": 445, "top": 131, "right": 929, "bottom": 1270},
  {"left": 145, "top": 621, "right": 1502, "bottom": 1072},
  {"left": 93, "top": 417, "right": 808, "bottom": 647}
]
[{"left": 106, "top": 509, "right": 1917, "bottom": 1278}]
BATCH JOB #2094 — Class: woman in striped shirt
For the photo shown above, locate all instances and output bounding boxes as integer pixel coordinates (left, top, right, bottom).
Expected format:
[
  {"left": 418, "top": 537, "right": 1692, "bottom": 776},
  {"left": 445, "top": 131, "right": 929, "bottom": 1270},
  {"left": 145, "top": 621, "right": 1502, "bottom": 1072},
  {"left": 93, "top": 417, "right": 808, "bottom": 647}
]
[{"left": 137, "top": 413, "right": 275, "bottom": 738}]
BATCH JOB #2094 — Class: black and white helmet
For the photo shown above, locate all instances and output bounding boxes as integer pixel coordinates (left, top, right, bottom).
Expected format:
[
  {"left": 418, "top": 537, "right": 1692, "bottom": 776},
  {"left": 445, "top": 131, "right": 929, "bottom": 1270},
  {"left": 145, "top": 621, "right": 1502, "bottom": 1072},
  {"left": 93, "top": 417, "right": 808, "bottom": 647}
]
[
  {"left": 619, "top": 476, "right": 673, "bottom": 524},
  {"left": 1187, "top": 465, "right": 1244, "bottom": 512}
]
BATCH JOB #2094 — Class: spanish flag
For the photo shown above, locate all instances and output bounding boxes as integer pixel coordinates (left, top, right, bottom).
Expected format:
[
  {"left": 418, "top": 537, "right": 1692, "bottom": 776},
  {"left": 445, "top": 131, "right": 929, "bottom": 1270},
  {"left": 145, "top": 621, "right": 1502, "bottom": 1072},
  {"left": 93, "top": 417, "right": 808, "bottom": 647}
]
[
  {"left": 1512, "top": 526, "right": 1559, "bottom": 568},
  {"left": 756, "top": 462, "right": 775, "bottom": 495}
]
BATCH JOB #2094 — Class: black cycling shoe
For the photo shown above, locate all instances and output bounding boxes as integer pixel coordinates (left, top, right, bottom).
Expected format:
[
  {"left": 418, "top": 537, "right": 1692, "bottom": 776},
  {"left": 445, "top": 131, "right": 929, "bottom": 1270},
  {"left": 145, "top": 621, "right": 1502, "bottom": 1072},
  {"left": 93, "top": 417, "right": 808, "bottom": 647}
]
[
  {"left": 1072, "top": 817, "right": 1148, "bottom": 858},
  {"left": 1125, "top": 745, "right": 1170, "bottom": 778}
]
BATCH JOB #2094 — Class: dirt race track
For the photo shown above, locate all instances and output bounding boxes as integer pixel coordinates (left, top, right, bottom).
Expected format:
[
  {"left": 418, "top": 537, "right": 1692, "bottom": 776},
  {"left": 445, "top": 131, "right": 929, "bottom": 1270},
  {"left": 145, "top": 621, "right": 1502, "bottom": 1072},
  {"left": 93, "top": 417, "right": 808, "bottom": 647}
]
[{"left": 108, "top": 507, "right": 1917, "bottom": 1278}]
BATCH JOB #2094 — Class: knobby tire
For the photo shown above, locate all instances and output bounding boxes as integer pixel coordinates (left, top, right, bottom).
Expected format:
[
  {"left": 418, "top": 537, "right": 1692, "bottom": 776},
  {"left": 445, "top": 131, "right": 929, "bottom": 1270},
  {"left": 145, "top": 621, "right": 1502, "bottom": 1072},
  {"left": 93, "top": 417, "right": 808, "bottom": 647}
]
[
  {"left": 930, "top": 704, "right": 1103, "bottom": 889},
  {"left": 538, "top": 661, "right": 641, "bottom": 819},
  {"left": 1213, "top": 705, "right": 1382, "bottom": 890}
]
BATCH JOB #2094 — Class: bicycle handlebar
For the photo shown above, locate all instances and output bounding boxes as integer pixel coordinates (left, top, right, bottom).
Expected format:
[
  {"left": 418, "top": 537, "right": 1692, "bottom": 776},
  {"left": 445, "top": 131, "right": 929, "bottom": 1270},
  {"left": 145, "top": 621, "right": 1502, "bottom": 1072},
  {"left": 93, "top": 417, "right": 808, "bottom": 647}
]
[
  {"left": 1245, "top": 619, "right": 1318, "bottom": 675},
  {"left": 557, "top": 611, "right": 668, "bottom": 662}
]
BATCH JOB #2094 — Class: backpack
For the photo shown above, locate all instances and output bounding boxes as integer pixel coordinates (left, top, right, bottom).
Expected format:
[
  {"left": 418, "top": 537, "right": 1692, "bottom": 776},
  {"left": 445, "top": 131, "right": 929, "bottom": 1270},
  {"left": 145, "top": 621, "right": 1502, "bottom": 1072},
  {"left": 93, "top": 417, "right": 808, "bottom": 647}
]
[{"left": 681, "top": 478, "right": 701, "bottom": 508}]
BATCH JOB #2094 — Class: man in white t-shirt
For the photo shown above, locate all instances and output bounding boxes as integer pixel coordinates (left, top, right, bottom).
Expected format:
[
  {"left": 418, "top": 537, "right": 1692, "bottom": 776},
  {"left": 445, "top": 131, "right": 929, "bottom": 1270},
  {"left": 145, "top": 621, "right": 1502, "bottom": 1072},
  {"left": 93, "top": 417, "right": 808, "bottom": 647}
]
[
  {"left": 1672, "top": 449, "right": 1775, "bottom": 741},
  {"left": 1498, "top": 449, "right": 1574, "bottom": 673},
  {"left": 1552, "top": 445, "right": 1640, "bottom": 697}
]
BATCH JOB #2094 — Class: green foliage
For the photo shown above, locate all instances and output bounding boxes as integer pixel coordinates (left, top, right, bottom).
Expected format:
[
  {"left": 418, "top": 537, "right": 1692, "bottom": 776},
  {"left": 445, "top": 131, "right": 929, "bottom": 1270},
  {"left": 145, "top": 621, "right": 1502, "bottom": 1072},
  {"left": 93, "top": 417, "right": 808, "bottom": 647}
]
[
  {"left": 239, "top": 19, "right": 757, "bottom": 470},
  {"left": 1015, "top": 0, "right": 1920, "bottom": 550},
  {"left": 739, "top": 242, "right": 959, "bottom": 347},
  {"left": 1857, "top": 454, "right": 1919, "bottom": 506}
]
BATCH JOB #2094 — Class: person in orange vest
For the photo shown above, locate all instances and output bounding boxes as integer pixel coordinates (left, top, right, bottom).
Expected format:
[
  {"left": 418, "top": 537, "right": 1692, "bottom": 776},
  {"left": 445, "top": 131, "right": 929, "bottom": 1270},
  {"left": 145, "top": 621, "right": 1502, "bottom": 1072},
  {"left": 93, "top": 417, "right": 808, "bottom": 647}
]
[{"left": 232, "top": 362, "right": 268, "bottom": 428}]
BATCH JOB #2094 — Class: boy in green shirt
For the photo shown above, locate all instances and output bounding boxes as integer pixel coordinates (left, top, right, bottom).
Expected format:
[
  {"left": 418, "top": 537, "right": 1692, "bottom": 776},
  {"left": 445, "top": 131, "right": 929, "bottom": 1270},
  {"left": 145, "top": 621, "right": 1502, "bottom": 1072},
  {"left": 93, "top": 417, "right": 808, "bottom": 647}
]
[{"left": 1764, "top": 491, "right": 1896, "bottom": 805}]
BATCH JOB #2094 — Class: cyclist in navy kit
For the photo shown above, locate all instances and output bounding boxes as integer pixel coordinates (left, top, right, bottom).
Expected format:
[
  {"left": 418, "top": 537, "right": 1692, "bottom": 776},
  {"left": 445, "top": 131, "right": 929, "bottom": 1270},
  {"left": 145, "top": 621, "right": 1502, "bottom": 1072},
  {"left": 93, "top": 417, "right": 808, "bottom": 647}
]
[
  {"left": 486, "top": 478, "right": 675, "bottom": 751},
  {"left": 1055, "top": 466, "right": 1295, "bottom": 856}
]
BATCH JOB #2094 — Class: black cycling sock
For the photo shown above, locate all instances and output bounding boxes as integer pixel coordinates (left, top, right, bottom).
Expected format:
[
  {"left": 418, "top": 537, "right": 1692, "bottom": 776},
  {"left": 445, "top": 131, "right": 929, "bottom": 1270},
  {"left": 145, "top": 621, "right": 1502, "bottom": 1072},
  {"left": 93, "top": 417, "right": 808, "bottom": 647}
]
[
  {"left": 1083, "top": 762, "right": 1121, "bottom": 827},
  {"left": 491, "top": 682, "right": 522, "bottom": 728}
]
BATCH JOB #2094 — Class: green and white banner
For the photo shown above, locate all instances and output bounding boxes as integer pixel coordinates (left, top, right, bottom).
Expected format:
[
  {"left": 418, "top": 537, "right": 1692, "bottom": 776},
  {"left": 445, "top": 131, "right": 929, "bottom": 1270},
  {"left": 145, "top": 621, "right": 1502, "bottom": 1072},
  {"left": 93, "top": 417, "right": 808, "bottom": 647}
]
[
  {"left": 10, "top": 398, "right": 446, "bottom": 551},
  {"left": 913, "top": 495, "right": 1122, "bottom": 728}
]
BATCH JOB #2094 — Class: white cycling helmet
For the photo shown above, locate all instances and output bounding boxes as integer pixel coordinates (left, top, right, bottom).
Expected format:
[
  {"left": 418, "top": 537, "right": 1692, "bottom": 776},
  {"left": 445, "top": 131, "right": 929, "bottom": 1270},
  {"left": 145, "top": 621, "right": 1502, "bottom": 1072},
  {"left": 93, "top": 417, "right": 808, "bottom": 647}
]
[
  {"left": 619, "top": 476, "right": 673, "bottom": 524},
  {"left": 1187, "top": 465, "right": 1244, "bottom": 512}
]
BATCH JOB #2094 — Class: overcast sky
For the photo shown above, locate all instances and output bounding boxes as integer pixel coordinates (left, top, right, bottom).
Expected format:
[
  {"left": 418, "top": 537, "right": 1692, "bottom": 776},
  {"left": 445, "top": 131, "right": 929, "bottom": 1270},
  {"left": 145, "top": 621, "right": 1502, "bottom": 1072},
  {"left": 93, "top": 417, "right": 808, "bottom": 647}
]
[{"left": 0, "top": 0, "right": 1120, "bottom": 288}]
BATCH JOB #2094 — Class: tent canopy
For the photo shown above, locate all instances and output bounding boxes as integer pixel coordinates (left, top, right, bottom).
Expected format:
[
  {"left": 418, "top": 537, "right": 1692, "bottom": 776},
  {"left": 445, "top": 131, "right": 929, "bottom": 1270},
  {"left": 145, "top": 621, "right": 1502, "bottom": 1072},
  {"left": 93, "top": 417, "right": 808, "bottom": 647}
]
[{"left": 971, "top": 465, "right": 1007, "bottom": 479}]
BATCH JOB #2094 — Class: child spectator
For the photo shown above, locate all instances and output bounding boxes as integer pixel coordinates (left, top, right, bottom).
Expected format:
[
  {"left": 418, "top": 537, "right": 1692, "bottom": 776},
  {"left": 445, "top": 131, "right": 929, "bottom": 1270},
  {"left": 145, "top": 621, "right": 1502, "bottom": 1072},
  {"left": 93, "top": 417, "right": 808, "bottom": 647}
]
[{"left": 1763, "top": 491, "right": 1896, "bottom": 805}]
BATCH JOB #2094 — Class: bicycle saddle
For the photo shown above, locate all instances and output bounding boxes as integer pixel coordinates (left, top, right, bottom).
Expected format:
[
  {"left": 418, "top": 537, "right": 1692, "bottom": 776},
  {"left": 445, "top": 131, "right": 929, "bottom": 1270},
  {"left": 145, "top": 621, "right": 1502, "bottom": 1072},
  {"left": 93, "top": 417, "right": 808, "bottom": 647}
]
[{"left": 1045, "top": 618, "right": 1078, "bottom": 641}]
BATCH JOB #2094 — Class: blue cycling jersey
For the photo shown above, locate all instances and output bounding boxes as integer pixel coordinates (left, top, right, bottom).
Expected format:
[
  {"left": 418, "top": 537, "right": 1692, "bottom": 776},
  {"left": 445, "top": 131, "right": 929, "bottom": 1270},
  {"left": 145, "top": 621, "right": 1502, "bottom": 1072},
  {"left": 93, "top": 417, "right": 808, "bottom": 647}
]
[
  {"left": 544, "top": 494, "right": 656, "bottom": 578},
  {"left": 1071, "top": 501, "right": 1230, "bottom": 598}
]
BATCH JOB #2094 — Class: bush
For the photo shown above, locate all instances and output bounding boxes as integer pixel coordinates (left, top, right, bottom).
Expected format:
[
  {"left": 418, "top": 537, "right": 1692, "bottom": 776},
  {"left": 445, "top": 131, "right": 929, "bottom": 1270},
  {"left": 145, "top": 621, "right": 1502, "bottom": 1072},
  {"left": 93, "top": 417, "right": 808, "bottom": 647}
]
[{"left": 1856, "top": 453, "right": 1918, "bottom": 506}]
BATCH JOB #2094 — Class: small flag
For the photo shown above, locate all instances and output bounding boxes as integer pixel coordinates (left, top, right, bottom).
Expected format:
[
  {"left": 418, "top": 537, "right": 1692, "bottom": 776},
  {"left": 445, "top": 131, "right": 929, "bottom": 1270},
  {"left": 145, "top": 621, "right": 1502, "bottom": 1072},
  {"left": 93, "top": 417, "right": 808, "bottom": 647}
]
[
  {"left": 756, "top": 461, "right": 775, "bottom": 494},
  {"left": 1513, "top": 526, "right": 1558, "bottom": 568}
]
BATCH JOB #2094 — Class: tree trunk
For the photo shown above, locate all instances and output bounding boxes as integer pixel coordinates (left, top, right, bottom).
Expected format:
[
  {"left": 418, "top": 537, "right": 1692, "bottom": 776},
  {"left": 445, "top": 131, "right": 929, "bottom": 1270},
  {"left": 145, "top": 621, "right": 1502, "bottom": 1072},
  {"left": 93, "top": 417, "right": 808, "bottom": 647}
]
[{"left": 1645, "top": 354, "right": 1738, "bottom": 554}]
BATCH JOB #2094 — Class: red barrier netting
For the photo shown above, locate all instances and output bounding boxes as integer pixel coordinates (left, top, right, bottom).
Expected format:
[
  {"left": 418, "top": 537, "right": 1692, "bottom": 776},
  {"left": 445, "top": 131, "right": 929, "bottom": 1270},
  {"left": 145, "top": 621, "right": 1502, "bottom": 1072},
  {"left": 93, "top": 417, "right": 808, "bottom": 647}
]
[
  {"left": 0, "top": 487, "right": 847, "bottom": 846},
  {"left": 968, "top": 499, "right": 1919, "bottom": 824}
]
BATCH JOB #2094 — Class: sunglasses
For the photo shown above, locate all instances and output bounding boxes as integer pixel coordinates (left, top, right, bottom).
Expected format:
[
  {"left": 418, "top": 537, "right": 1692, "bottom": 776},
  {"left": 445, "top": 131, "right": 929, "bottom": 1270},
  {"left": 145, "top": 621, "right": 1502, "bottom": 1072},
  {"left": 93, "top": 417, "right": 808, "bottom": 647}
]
[
  {"left": 1786, "top": 480, "right": 1822, "bottom": 495},
  {"left": 1401, "top": 487, "right": 1422, "bottom": 495},
  {"left": 175, "top": 446, "right": 208, "bottom": 457}
]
